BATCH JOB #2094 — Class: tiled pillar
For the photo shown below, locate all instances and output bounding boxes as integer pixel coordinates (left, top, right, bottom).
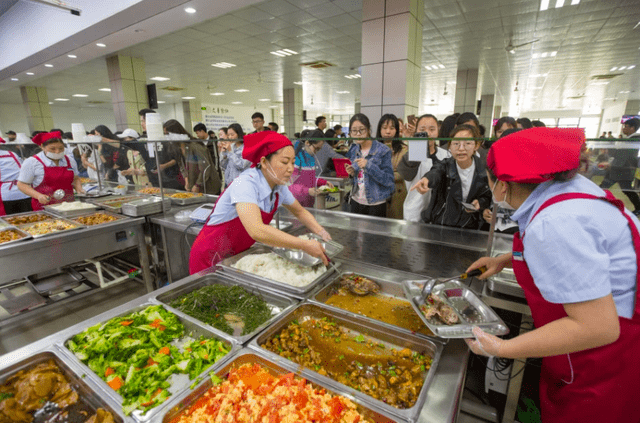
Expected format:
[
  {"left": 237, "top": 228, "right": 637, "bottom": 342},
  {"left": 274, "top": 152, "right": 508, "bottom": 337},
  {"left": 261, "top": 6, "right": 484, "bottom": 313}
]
[
  {"left": 360, "top": 0, "right": 424, "bottom": 127},
  {"left": 478, "top": 94, "right": 495, "bottom": 133},
  {"left": 107, "top": 55, "right": 148, "bottom": 132},
  {"left": 454, "top": 69, "right": 478, "bottom": 114},
  {"left": 20, "top": 86, "right": 53, "bottom": 133},
  {"left": 182, "top": 100, "right": 202, "bottom": 132},
  {"left": 283, "top": 88, "right": 303, "bottom": 135},
  {"left": 625, "top": 100, "right": 640, "bottom": 115}
]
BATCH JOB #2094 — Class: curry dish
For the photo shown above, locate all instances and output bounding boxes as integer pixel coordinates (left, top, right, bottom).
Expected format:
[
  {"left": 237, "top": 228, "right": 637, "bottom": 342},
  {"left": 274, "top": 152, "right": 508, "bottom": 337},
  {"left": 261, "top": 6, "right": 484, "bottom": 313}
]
[
  {"left": 262, "top": 317, "right": 432, "bottom": 409},
  {"left": 0, "top": 359, "right": 115, "bottom": 423},
  {"left": 137, "top": 188, "right": 161, "bottom": 195},
  {"left": 168, "top": 193, "right": 203, "bottom": 199},
  {"left": 21, "top": 220, "right": 77, "bottom": 236},
  {"left": 3, "top": 214, "right": 51, "bottom": 226},
  {"left": 0, "top": 230, "right": 25, "bottom": 245},
  {"left": 74, "top": 213, "right": 119, "bottom": 226}
]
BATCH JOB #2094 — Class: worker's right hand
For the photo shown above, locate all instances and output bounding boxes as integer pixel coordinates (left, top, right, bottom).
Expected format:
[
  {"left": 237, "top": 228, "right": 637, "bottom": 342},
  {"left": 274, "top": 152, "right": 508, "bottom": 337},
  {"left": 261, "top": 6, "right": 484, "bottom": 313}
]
[
  {"left": 303, "top": 240, "right": 328, "bottom": 265},
  {"left": 308, "top": 187, "right": 319, "bottom": 196},
  {"left": 410, "top": 177, "right": 430, "bottom": 194},
  {"left": 483, "top": 208, "right": 492, "bottom": 224},
  {"left": 37, "top": 193, "right": 51, "bottom": 205},
  {"left": 465, "top": 255, "right": 509, "bottom": 280},
  {"left": 345, "top": 165, "right": 355, "bottom": 176}
]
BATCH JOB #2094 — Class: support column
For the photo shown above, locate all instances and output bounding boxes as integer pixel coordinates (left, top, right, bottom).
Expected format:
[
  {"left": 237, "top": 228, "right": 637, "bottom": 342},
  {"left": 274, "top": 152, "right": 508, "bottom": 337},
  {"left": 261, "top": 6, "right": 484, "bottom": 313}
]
[
  {"left": 20, "top": 86, "right": 53, "bottom": 133},
  {"left": 182, "top": 100, "right": 202, "bottom": 132},
  {"left": 107, "top": 55, "right": 148, "bottom": 132},
  {"left": 454, "top": 69, "right": 478, "bottom": 114},
  {"left": 624, "top": 100, "right": 640, "bottom": 115},
  {"left": 478, "top": 94, "right": 495, "bottom": 134},
  {"left": 360, "top": 0, "right": 424, "bottom": 127},
  {"left": 283, "top": 88, "right": 303, "bottom": 135}
]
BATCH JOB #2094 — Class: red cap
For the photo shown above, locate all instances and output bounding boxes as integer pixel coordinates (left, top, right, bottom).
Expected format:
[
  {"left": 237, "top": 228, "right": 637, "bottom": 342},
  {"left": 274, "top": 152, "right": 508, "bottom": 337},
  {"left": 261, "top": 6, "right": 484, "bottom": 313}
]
[
  {"left": 0, "top": 136, "right": 5, "bottom": 144},
  {"left": 487, "top": 127, "right": 585, "bottom": 183},
  {"left": 32, "top": 131, "right": 62, "bottom": 146},
  {"left": 242, "top": 131, "right": 293, "bottom": 167}
]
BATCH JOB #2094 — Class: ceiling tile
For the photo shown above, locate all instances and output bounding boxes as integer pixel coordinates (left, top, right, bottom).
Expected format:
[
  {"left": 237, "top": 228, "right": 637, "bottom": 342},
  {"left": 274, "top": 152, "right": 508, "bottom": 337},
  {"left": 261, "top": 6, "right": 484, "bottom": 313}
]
[
  {"left": 306, "top": 3, "right": 345, "bottom": 19},
  {"left": 256, "top": 0, "right": 301, "bottom": 16}
]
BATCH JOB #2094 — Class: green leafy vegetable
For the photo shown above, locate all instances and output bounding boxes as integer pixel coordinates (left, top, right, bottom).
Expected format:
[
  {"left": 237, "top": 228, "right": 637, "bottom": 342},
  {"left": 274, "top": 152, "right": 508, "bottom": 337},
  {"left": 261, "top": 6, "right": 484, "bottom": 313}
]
[
  {"left": 354, "top": 334, "right": 365, "bottom": 343},
  {"left": 0, "top": 393, "right": 13, "bottom": 401}
]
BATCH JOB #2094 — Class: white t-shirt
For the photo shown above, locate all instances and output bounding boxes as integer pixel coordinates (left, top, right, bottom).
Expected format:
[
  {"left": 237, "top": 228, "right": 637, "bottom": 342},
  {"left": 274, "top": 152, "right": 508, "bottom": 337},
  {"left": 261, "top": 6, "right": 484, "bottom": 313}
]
[
  {"left": 457, "top": 160, "right": 475, "bottom": 202},
  {"left": 350, "top": 147, "right": 385, "bottom": 206},
  {"left": 403, "top": 147, "right": 451, "bottom": 222}
]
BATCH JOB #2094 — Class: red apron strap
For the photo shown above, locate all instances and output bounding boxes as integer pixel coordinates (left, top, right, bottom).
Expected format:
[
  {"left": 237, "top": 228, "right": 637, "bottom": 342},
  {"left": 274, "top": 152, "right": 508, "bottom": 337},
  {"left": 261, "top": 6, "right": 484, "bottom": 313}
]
[{"left": 33, "top": 155, "right": 46, "bottom": 166}]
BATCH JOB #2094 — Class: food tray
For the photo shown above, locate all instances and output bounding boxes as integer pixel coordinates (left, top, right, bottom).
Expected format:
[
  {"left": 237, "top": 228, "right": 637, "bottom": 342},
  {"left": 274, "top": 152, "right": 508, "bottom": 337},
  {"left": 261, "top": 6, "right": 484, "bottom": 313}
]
[
  {"left": 156, "top": 273, "right": 298, "bottom": 345},
  {"left": 217, "top": 244, "right": 338, "bottom": 298},
  {"left": 121, "top": 197, "right": 172, "bottom": 216},
  {"left": 486, "top": 262, "right": 525, "bottom": 298},
  {"left": 164, "top": 193, "right": 208, "bottom": 206},
  {"left": 44, "top": 202, "right": 100, "bottom": 217},
  {"left": 0, "top": 226, "right": 32, "bottom": 247},
  {"left": 29, "top": 267, "right": 86, "bottom": 296},
  {"left": 270, "top": 232, "right": 344, "bottom": 267},
  {"left": 403, "top": 279, "right": 509, "bottom": 338},
  {"left": 269, "top": 219, "right": 292, "bottom": 231},
  {"left": 288, "top": 227, "right": 345, "bottom": 257},
  {"left": 17, "top": 216, "right": 86, "bottom": 239},
  {"left": 0, "top": 349, "right": 124, "bottom": 423},
  {"left": 72, "top": 210, "right": 129, "bottom": 226},
  {"left": 310, "top": 259, "right": 436, "bottom": 339},
  {"left": 1, "top": 210, "right": 55, "bottom": 226},
  {"left": 61, "top": 302, "right": 239, "bottom": 423},
  {"left": 251, "top": 303, "right": 442, "bottom": 422},
  {"left": 87, "top": 195, "right": 143, "bottom": 213},
  {"left": 160, "top": 349, "right": 398, "bottom": 423}
]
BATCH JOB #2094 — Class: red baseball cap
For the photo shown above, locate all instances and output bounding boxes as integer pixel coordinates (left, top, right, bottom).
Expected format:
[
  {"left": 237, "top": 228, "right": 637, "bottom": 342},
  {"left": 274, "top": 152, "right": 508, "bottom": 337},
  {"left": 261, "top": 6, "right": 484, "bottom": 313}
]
[
  {"left": 487, "top": 127, "right": 584, "bottom": 183},
  {"left": 242, "top": 131, "right": 292, "bottom": 167},
  {"left": 32, "top": 131, "right": 63, "bottom": 146}
]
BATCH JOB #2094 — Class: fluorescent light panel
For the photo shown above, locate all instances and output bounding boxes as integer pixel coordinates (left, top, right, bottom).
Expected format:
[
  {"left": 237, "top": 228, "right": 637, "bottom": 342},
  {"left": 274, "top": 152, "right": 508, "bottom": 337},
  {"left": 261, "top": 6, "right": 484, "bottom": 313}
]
[
  {"left": 10, "top": 78, "right": 18, "bottom": 81},
  {"left": 234, "top": 89, "right": 249, "bottom": 92},
  {"left": 98, "top": 88, "right": 111, "bottom": 92},
  {"left": 293, "top": 81, "right": 303, "bottom": 85},
  {"left": 72, "top": 94, "right": 88, "bottom": 97},
  {"left": 150, "top": 76, "right": 170, "bottom": 81},
  {"left": 210, "top": 92, "right": 224, "bottom": 96},
  {"left": 26, "top": 72, "right": 34, "bottom": 75},
  {"left": 231, "top": 101, "right": 243, "bottom": 104},
  {"left": 270, "top": 49, "right": 298, "bottom": 57},
  {"left": 211, "top": 62, "right": 236, "bottom": 68},
  {"left": 44, "top": 64, "right": 53, "bottom": 68},
  {"left": 555, "top": 0, "right": 565, "bottom": 8},
  {"left": 258, "top": 98, "right": 270, "bottom": 101},
  {"left": 337, "top": 91, "right": 350, "bottom": 94},
  {"left": 96, "top": 43, "right": 106, "bottom": 47},
  {"left": 68, "top": 54, "right": 77, "bottom": 58},
  {"left": 54, "top": 98, "right": 69, "bottom": 101},
  {"left": 157, "top": 101, "right": 166, "bottom": 104},
  {"left": 184, "top": 7, "right": 196, "bottom": 13},
  {"left": 540, "top": 0, "right": 550, "bottom": 10},
  {"left": 182, "top": 96, "right": 195, "bottom": 99}
]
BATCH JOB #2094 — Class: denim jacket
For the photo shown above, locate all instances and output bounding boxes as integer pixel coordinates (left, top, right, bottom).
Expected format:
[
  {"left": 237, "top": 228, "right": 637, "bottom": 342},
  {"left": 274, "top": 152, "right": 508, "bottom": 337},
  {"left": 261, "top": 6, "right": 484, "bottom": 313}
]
[{"left": 346, "top": 140, "right": 395, "bottom": 204}]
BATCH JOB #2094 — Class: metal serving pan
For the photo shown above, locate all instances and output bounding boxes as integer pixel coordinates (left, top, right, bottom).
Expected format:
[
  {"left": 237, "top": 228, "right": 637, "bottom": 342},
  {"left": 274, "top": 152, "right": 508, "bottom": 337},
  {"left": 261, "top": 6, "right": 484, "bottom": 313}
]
[
  {"left": 0, "top": 226, "right": 32, "bottom": 247},
  {"left": 403, "top": 279, "right": 509, "bottom": 338},
  {"left": 87, "top": 194, "right": 144, "bottom": 213},
  {"left": 271, "top": 233, "right": 344, "bottom": 267},
  {"left": 17, "top": 216, "right": 86, "bottom": 239},
  {"left": 310, "top": 260, "right": 435, "bottom": 339},
  {"left": 121, "top": 197, "right": 171, "bottom": 217},
  {"left": 269, "top": 220, "right": 292, "bottom": 231},
  {"left": 60, "top": 302, "right": 239, "bottom": 423},
  {"left": 44, "top": 202, "right": 100, "bottom": 217},
  {"left": 0, "top": 210, "right": 55, "bottom": 226},
  {"left": 217, "top": 244, "right": 338, "bottom": 298},
  {"left": 155, "top": 273, "right": 298, "bottom": 345},
  {"left": 71, "top": 210, "right": 129, "bottom": 227},
  {"left": 486, "top": 266, "right": 525, "bottom": 298},
  {"left": 250, "top": 302, "right": 443, "bottom": 422},
  {"left": 0, "top": 349, "right": 124, "bottom": 423},
  {"left": 160, "top": 349, "right": 399, "bottom": 423},
  {"left": 163, "top": 193, "right": 208, "bottom": 206}
]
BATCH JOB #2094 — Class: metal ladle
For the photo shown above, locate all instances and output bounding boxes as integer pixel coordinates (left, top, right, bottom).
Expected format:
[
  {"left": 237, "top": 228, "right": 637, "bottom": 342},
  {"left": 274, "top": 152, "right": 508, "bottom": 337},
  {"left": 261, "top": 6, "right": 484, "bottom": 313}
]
[{"left": 52, "top": 189, "right": 66, "bottom": 200}]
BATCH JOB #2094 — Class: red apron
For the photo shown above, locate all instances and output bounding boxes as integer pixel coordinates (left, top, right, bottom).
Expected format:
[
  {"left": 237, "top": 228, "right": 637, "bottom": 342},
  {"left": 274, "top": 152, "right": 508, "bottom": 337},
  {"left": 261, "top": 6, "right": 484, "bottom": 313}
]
[
  {"left": 513, "top": 190, "right": 640, "bottom": 423},
  {"left": 0, "top": 153, "right": 22, "bottom": 216},
  {"left": 189, "top": 193, "right": 280, "bottom": 274},
  {"left": 31, "top": 155, "right": 75, "bottom": 211}
]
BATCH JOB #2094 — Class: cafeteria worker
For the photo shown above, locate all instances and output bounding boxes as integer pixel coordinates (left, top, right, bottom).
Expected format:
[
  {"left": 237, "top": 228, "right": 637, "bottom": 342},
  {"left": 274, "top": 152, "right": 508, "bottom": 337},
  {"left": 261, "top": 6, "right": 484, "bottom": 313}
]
[
  {"left": 17, "top": 131, "right": 85, "bottom": 211},
  {"left": 0, "top": 136, "right": 31, "bottom": 215},
  {"left": 189, "top": 131, "right": 331, "bottom": 274},
  {"left": 465, "top": 128, "right": 640, "bottom": 423}
]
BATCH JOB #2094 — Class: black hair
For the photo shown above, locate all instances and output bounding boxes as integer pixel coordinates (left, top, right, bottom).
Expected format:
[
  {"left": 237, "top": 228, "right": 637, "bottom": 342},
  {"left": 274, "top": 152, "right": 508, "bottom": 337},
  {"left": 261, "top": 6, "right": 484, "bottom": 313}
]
[
  {"left": 531, "top": 120, "right": 546, "bottom": 128},
  {"left": 42, "top": 137, "right": 64, "bottom": 148},
  {"left": 315, "top": 116, "right": 326, "bottom": 126},
  {"left": 517, "top": 117, "right": 533, "bottom": 129},
  {"left": 268, "top": 122, "right": 279, "bottom": 132},
  {"left": 263, "top": 127, "right": 272, "bottom": 131},
  {"left": 227, "top": 123, "right": 245, "bottom": 142},
  {"left": 334, "top": 124, "right": 342, "bottom": 131},
  {"left": 63, "top": 132, "right": 73, "bottom": 140},
  {"left": 193, "top": 123, "right": 207, "bottom": 133},
  {"left": 478, "top": 124, "right": 486, "bottom": 137},
  {"left": 416, "top": 114, "right": 438, "bottom": 132},
  {"left": 450, "top": 124, "right": 481, "bottom": 140},
  {"left": 138, "top": 108, "right": 156, "bottom": 117},
  {"left": 32, "top": 131, "right": 44, "bottom": 137},
  {"left": 163, "top": 119, "right": 194, "bottom": 139},
  {"left": 50, "top": 128, "right": 64, "bottom": 135},
  {"left": 219, "top": 127, "right": 228, "bottom": 134},
  {"left": 251, "top": 112, "right": 264, "bottom": 120},
  {"left": 93, "top": 125, "right": 116, "bottom": 140},
  {"left": 349, "top": 113, "right": 371, "bottom": 134},
  {"left": 625, "top": 118, "right": 640, "bottom": 132},
  {"left": 456, "top": 112, "right": 479, "bottom": 128},
  {"left": 438, "top": 114, "right": 459, "bottom": 139},
  {"left": 294, "top": 130, "right": 324, "bottom": 158},
  {"left": 299, "top": 129, "right": 311, "bottom": 139},
  {"left": 494, "top": 117, "right": 517, "bottom": 137},
  {"left": 294, "top": 132, "right": 301, "bottom": 138},
  {"left": 6, "top": 131, "right": 16, "bottom": 135},
  {"left": 376, "top": 114, "right": 403, "bottom": 154}
]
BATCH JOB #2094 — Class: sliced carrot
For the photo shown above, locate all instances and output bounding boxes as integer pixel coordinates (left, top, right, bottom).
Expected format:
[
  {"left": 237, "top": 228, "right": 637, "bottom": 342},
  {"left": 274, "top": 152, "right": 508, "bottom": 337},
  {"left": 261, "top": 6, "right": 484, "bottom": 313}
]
[
  {"left": 120, "top": 320, "right": 133, "bottom": 326},
  {"left": 159, "top": 346, "right": 170, "bottom": 355},
  {"left": 105, "top": 367, "right": 115, "bottom": 377},
  {"left": 141, "top": 388, "right": 163, "bottom": 407},
  {"left": 149, "top": 318, "right": 163, "bottom": 328},
  {"left": 158, "top": 325, "right": 166, "bottom": 331},
  {"left": 203, "top": 354, "right": 209, "bottom": 360},
  {"left": 107, "top": 376, "right": 123, "bottom": 391},
  {"left": 200, "top": 340, "right": 207, "bottom": 345}
]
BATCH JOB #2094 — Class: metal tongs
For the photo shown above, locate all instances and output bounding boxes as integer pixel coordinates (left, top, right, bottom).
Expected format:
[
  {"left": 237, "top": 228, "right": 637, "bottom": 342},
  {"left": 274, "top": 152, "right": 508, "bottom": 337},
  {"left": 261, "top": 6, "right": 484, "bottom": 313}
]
[{"left": 420, "top": 266, "right": 487, "bottom": 301}]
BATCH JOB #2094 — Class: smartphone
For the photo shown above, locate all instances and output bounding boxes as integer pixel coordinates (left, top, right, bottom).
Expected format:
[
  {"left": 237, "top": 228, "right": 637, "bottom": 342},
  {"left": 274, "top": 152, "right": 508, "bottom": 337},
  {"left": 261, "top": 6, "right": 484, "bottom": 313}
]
[
  {"left": 408, "top": 114, "right": 417, "bottom": 127},
  {"left": 461, "top": 202, "right": 478, "bottom": 211}
]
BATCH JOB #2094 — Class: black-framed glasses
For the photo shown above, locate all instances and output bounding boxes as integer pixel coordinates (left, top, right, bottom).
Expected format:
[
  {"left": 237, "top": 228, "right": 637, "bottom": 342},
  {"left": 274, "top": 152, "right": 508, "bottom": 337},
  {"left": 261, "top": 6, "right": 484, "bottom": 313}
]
[{"left": 350, "top": 128, "right": 367, "bottom": 135}]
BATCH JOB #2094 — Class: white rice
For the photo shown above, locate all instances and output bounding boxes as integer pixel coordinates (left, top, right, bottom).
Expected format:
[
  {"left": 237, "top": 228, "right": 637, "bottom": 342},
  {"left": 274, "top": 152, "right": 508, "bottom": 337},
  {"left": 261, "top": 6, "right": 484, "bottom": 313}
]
[{"left": 232, "top": 252, "right": 326, "bottom": 286}]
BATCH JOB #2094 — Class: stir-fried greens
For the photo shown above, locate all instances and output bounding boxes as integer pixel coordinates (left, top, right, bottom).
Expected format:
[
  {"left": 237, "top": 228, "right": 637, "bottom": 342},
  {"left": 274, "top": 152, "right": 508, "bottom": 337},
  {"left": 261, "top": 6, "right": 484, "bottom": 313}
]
[{"left": 66, "top": 305, "right": 230, "bottom": 415}]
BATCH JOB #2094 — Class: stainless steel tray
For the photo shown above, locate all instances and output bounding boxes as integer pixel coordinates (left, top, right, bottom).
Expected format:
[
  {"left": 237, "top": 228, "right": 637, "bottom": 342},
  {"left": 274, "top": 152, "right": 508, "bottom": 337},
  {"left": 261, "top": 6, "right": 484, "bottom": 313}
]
[
  {"left": 310, "top": 260, "right": 435, "bottom": 339},
  {"left": 250, "top": 302, "right": 443, "bottom": 422},
  {"left": 121, "top": 197, "right": 171, "bottom": 217},
  {"left": 88, "top": 194, "right": 144, "bottom": 213},
  {"left": 71, "top": 210, "right": 129, "bottom": 226},
  {"left": 0, "top": 349, "right": 124, "bottom": 423},
  {"left": 60, "top": 302, "right": 239, "bottom": 423},
  {"left": 0, "top": 225, "right": 32, "bottom": 247},
  {"left": 161, "top": 349, "right": 399, "bottom": 423},
  {"left": 17, "top": 216, "right": 86, "bottom": 239},
  {"left": 271, "top": 232, "right": 344, "bottom": 267},
  {"left": 218, "top": 244, "right": 338, "bottom": 298},
  {"left": 269, "top": 220, "right": 292, "bottom": 231},
  {"left": 164, "top": 193, "right": 208, "bottom": 205},
  {"left": 1, "top": 210, "right": 56, "bottom": 226},
  {"left": 403, "top": 279, "right": 509, "bottom": 338},
  {"left": 288, "top": 227, "right": 345, "bottom": 257},
  {"left": 44, "top": 202, "right": 100, "bottom": 217},
  {"left": 155, "top": 273, "right": 298, "bottom": 345},
  {"left": 29, "top": 267, "right": 86, "bottom": 296},
  {"left": 486, "top": 266, "right": 525, "bottom": 298}
]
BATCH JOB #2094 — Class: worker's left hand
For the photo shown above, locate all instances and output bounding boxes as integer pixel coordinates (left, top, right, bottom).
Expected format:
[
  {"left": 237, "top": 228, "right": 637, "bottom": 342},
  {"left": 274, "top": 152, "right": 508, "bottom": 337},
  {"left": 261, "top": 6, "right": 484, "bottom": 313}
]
[
  {"left": 355, "top": 158, "right": 367, "bottom": 169},
  {"left": 317, "top": 228, "right": 332, "bottom": 241},
  {"left": 465, "top": 327, "right": 505, "bottom": 357}
]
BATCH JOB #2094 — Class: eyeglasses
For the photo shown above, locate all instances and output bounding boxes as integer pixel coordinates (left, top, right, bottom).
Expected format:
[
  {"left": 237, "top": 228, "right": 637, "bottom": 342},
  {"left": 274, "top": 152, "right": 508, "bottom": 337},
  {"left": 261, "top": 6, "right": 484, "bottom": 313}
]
[
  {"left": 350, "top": 128, "right": 367, "bottom": 135},
  {"left": 449, "top": 141, "right": 476, "bottom": 149},
  {"left": 252, "top": 119, "right": 263, "bottom": 124}
]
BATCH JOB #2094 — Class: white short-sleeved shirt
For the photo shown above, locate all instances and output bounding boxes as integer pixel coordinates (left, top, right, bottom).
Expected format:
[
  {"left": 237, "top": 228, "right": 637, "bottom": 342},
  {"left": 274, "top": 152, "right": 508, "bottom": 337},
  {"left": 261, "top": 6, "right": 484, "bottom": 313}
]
[
  {"left": 18, "top": 151, "right": 79, "bottom": 188},
  {"left": 456, "top": 160, "right": 475, "bottom": 201},
  {"left": 0, "top": 151, "right": 29, "bottom": 201},
  {"left": 207, "top": 167, "right": 296, "bottom": 226},
  {"left": 511, "top": 175, "right": 638, "bottom": 318}
]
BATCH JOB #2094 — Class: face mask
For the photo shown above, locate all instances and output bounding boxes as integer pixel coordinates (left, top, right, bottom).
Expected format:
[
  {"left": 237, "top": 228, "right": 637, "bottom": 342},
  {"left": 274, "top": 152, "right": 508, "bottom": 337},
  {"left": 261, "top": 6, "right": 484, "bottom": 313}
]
[
  {"left": 491, "top": 180, "right": 515, "bottom": 211},
  {"left": 265, "top": 161, "right": 292, "bottom": 186},
  {"left": 45, "top": 151, "right": 66, "bottom": 160}
]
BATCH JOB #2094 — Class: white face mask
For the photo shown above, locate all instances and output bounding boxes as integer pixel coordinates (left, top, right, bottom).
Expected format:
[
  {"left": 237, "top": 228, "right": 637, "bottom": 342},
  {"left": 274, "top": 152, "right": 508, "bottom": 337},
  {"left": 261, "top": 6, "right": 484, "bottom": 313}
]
[
  {"left": 491, "top": 180, "right": 515, "bottom": 211},
  {"left": 45, "top": 151, "right": 66, "bottom": 160},
  {"left": 265, "top": 161, "right": 292, "bottom": 186}
]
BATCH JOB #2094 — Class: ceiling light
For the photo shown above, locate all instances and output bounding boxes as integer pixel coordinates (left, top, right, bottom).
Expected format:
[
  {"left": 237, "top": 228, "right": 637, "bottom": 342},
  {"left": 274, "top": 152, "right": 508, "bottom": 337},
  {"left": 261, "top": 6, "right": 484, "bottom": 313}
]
[
  {"left": 438, "top": 64, "right": 445, "bottom": 69},
  {"left": 269, "top": 105, "right": 278, "bottom": 108},
  {"left": 48, "top": 102, "right": 53, "bottom": 105},
  {"left": 150, "top": 76, "right": 170, "bottom": 81},
  {"left": 10, "top": 78, "right": 18, "bottom": 81},
  {"left": 26, "top": 72, "right": 34, "bottom": 75},
  {"left": 337, "top": 91, "right": 350, "bottom": 94},
  {"left": 184, "top": 7, "right": 196, "bottom": 13},
  {"left": 619, "top": 66, "right": 627, "bottom": 70},
  {"left": 550, "top": 51, "right": 557, "bottom": 56},
  {"left": 72, "top": 94, "right": 88, "bottom": 97},
  {"left": 258, "top": 98, "right": 270, "bottom": 101},
  {"left": 425, "top": 65, "right": 432, "bottom": 70},
  {"left": 571, "top": 0, "right": 579, "bottom": 4},
  {"left": 211, "top": 62, "right": 236, "bottom": 69},
  {"left": 210, "top": 92, "right": 224, "bottom": 96},
  {"left": 182, "top": 96, "right": 196, "bottom": 100},
  {"left": 157, "top": 101, "right": 166, "bottom": 104},
  {"left": 541, "top": 52, "right": 548, "bottom": 58},
  {"left": 44, "top": 64, "right": 53, "bottom": 68},
  {"left": 96, "top": 43, "right": 106, "bottom": 47},
  {"left": 344, "top": 74, "right": 361, "bottom": 79},
  {"left": 231, "top": 101, "right": 243, "bottom": 104},
  {"left": 611, "top": 67, "right": 618, "bottom": 71},
  {"left": 271, "top": 49, "right": 298, "bottom": 57},
  {"left": 54, "top": 98, "right": 69, "bottom": 101},
  {"left": 293, "top": 81, "right": 303, "bottom": 85},
  {"left": 590, "top": 81, "right": 609, "bottom": 85},
  {"left": 99, "top": 88, "right": 111, "bottom": 92},
  {"left": 540, "top": 0, "right": 550, "bottom": 10},
  {"left": 620, "top": 90, "right": 631, "bottom": 94},
  {"left": 234, "top": 89, "right": 249, "bottom": 92},
  {"left": 67, "top": 54, "right": 77, "bottom": 58},
  {"left": 628, "top": 65, "right": 636, "bottom": 69},
  {"left": 555, "top": 0, "right": 565, "bottom": 8},
  {"left": 532, "top": 53, "right": 540, "bottom": 59},
  {"left": 508, "top": 49, "right": 515, "bottom": 55}
]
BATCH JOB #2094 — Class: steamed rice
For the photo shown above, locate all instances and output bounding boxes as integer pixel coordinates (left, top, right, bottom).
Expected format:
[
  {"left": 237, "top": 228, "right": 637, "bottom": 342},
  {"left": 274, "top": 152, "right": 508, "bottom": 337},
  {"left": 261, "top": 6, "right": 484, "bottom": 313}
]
[{"left": 232, "top": 252, "right": 326, "bottom": 286}]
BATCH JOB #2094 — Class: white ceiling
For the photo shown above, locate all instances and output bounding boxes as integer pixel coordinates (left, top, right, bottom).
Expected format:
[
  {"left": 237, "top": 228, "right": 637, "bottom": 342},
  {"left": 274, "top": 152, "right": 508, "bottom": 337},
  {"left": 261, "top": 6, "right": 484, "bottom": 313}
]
[{"left": 1, "top": 0, "right": 639, "bottom": 119}]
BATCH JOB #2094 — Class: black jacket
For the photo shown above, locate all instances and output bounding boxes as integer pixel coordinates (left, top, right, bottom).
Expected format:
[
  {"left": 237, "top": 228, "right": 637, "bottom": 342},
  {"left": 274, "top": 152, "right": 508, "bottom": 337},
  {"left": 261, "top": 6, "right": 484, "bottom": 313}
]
[
  {"left": 420, "top": 156, "right": 492, "bottom": 229},
  {"left": 609, "top": 134, "right": 640, "bottom": 181}
]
